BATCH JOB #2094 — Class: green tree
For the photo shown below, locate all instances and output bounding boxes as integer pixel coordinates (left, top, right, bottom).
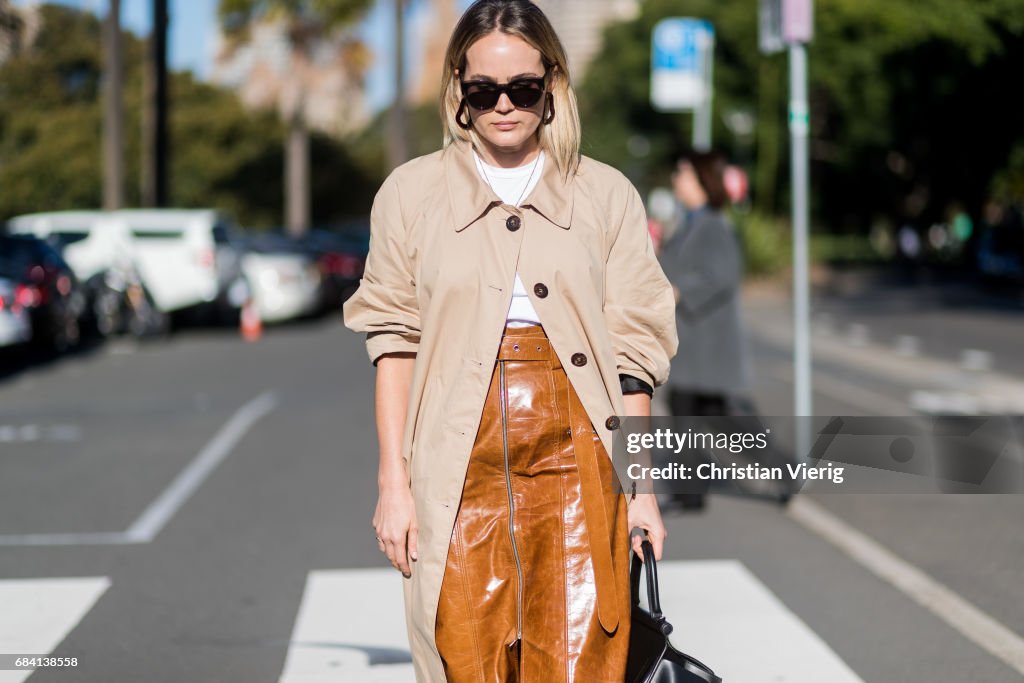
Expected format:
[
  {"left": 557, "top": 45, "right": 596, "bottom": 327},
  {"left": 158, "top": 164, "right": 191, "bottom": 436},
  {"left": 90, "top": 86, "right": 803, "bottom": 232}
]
[
  {"left": 0, "top": 4, "right": 377, "bottom": 227},
  {"left": 0, "top": 0, "right": 23, "bottom": 55},
  {"left": 218, "top": 0, "right": 373, "bottom": 237},
  {"left": 577, "top": 0, "right": 1024, "bottom": 231}
]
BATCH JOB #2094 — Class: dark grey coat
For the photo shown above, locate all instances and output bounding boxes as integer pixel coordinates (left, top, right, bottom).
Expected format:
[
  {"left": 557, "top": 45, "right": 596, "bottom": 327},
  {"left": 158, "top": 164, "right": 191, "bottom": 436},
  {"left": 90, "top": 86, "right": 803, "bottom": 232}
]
[{"left": 658, "top": 207, "right": 752, "bottom": 394}]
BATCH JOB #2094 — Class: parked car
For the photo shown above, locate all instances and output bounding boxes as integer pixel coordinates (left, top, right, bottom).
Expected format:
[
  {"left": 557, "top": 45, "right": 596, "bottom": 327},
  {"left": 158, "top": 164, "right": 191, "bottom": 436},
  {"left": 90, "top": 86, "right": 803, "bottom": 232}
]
[
  {"left": 240, "top": 233, "right": 322, "bottom": 324},
  {"left": 0, "top": 233, "right": 86, "bottom": 353},
  {"left": 96, "top": 209, "right": 249, "bottom": 326},
  {"left": 0, "top": 275, "right": 32, "bottom": 349},
  {"left": 6, "top": 210, "right": 134, "bottom": 338},
  {"left": 294, "top": 228, "right": 368, "bottom": 310}
]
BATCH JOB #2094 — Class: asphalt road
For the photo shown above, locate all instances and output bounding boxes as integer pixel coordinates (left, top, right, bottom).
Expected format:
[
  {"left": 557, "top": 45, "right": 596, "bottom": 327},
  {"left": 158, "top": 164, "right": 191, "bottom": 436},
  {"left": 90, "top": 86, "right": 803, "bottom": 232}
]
[{"left": 0, "top": 288, "right": 1022, "bottom": 682}]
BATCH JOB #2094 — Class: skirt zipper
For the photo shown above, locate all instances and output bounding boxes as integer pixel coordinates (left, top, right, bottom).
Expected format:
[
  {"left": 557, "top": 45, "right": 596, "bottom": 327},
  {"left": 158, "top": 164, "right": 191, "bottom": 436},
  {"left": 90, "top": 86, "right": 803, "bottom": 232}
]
[{"left": 499, "top": 361, "right": 524, "bottom": 642}]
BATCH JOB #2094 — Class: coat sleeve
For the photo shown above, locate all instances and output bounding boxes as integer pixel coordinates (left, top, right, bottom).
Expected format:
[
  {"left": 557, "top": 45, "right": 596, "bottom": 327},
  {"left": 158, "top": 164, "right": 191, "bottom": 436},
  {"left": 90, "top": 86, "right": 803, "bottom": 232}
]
[
  {"left": 663, "top": 213, "right": 741, "bottom": 320},
  {"left": 342, "top": 172, "right": 421, "bottom": 365},
  {"left": 603, "top": 181, "right": 678, "bottom": 388}
]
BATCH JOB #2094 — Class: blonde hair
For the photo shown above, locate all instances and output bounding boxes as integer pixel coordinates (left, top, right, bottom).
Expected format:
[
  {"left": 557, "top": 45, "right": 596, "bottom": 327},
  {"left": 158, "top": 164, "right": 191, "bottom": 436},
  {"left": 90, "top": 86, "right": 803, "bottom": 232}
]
[{"left": 439, "top": 0, "right": 581, "bottom": 180}]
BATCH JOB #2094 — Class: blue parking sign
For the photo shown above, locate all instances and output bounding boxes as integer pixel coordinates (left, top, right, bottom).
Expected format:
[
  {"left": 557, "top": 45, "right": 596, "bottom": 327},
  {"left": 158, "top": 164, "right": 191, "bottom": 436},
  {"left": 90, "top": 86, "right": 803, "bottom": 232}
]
[{"left": 651, "top": 18, "right": 714, "bottom": 112}]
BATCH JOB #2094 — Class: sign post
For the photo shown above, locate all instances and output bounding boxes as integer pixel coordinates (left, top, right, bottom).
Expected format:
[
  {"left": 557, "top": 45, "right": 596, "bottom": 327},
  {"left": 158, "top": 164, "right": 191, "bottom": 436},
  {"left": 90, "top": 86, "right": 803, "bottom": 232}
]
[
  {"left": 761, "top": 0, "right": 814, "bottom": 463},
  {"left": 651, "top": 18, "right": 715, "bottom": 151}
]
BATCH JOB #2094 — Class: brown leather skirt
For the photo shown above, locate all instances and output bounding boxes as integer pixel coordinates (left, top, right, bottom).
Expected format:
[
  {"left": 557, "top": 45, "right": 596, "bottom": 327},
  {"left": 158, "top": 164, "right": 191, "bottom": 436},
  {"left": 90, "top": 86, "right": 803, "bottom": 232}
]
[{"left": 435, "top": 323, "right": 631, "bottom": 682}]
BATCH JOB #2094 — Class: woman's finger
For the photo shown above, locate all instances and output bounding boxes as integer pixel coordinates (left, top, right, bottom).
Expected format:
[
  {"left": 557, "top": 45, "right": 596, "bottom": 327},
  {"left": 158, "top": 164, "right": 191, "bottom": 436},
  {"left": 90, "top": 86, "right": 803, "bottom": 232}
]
[
  {"left": 384, "top": 540, "right": 399, "bottom": 570},
  {"left": 631, "top": 533, "right": 644, "bottom": 560},
  {"left": 650, "top": 528, "right": 664, "bottom": 561},
  {"left": 395, "top": 534, "right": 411, "bottom": 576},
  {"left": 408, "top": 526, "right": 419, "bottom": 563}
]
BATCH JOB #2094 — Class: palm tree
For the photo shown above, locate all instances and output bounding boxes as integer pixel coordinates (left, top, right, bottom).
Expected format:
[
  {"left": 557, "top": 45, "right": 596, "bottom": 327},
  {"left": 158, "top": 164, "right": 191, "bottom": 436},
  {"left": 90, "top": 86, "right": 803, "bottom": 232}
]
[
  {"left": 218, "top": 0, "right": 372, "bottom": 238},
  {"left": 0, "top": 0, "right": 24, "bottom": 61}
]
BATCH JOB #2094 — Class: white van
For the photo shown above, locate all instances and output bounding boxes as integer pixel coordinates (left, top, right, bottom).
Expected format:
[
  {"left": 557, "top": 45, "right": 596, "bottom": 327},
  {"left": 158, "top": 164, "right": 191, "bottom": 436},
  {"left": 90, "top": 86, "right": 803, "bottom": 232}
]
[
  {"left": 98, "top": 209, "right": 247, "bottom": 316},
  {"left": 6, "top": 210, "right": 134, "bottom": 284}
]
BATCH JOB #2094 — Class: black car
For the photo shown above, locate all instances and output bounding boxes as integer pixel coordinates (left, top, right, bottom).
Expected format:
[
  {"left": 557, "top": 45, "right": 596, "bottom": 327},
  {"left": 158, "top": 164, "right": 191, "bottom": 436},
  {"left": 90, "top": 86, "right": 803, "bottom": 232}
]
[
  {"left": 294, "top": 228, "right": 368, "bottom": 310},
  {"left": 0, "top": 233, "right": 86, "bottom": 353}
]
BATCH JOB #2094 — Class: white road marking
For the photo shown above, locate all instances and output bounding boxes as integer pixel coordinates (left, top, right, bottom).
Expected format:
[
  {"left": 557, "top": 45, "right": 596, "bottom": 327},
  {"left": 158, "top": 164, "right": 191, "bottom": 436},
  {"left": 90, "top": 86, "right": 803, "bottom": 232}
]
[
  {"left": 278, "top": 569, "right": 414, "bottom": 682},
  {"left": 909, "top": 390, "right": 982, "bottom": 415},
  {"left": 0, "top": 391, "right": 278, "bottom": 546},
  {"left": 789, "top": 496, "right": 1024, "bottom": 676},
  {"left": 961, "top": 349, "right": 993, "bottom": 372},
  {"left": 895, "top": 335, "right": 920, "bottom": 357},
  {"left": 125, "top": 390, "right": 278, "bottom": 542},
  {"left": 654, "top": 560, "right": 863, "bottom": 682},
  {"left": 0, "top": 424, "right": 82, "bottom": 444},
  {"left": 278, "top": 563, "right": 864, "bottom": 683},
  {"left": 0, "top": 576, "right": 110, "bottom": 683},
  {"left": 910, "top": 388, "right": 1024, "bottom": 415}
]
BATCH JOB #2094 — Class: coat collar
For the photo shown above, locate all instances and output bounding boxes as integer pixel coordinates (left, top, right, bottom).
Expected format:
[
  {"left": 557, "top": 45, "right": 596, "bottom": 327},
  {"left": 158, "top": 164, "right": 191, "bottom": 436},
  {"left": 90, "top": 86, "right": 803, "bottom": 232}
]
[{"left": 444, "top": 139, "right": 574, "bottom": 232}]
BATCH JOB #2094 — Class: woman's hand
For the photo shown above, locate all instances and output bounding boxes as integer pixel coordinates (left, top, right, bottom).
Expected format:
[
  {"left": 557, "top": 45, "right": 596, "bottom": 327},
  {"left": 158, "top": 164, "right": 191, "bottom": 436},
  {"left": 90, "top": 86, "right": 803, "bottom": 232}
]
[
  {"left": 627, "top": 493, "right": 667, "bottom": 562},
  {"left": 373, "top": 478, "right": 418, "bottom": 577},
  {"left": 621, "top": 392, "right": 666, "bottom": 561},
  {"left": 373, "top": 353, "right": 418, "bottom": 577}
]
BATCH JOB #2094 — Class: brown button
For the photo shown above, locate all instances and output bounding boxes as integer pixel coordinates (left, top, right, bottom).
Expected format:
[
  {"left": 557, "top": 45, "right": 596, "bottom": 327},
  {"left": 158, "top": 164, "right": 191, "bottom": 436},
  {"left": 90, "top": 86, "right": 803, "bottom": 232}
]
[
  {"left": 533, "top": 283, "right": 548, "bottom": 298},
  {"left": 505, "top": 215, "right": 521, "bottom": 232},
  {"left": 605, "top": 416, "right": 620, "bottom": 430},
  {"left": 571, "top": 353, "right": 587, "bottom": 367}
]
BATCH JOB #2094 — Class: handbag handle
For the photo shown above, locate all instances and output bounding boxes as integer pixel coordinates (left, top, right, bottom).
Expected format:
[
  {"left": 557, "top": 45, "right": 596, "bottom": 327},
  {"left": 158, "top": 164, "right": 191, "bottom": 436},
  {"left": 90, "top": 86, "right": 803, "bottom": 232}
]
[{"left": 630, "top": 537, "right": 673, "bottom": 636}]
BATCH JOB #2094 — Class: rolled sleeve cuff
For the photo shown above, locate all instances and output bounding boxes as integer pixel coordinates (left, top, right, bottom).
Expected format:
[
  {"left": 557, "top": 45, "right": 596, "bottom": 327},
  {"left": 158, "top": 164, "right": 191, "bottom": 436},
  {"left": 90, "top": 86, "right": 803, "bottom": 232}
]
[{"left": 367, "top": 331, "right": 420, "bottom": 366}]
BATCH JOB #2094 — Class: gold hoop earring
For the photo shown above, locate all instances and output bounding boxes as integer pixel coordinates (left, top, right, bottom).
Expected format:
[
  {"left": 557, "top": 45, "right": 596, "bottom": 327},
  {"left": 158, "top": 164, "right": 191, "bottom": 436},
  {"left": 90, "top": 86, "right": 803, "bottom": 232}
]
[
  {"left": 542, "top": 93, "right": 555, "bottom": 125},
  {"left": 456, "top": 99, "right": 473, "bottom": 130}
]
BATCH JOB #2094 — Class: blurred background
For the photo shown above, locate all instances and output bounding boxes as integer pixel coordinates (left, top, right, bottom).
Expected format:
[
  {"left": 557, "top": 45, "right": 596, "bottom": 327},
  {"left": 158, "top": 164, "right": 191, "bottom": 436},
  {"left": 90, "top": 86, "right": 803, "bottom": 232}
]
[{"left": 0, "top": 1, "right": 1023, "bottom": 682}]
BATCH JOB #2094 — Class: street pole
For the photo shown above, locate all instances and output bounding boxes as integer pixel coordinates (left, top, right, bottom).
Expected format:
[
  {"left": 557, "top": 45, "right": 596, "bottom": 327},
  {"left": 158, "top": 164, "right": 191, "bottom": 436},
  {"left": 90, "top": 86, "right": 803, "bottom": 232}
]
[
  {"left": 102, "top": 0, "right": 124, "bottom": 210},
  {"left": 692, "top": 28, "right": 713, "bottom": 152},
  {"left": 789, "top": 41, "right": 812, "bottom": 461},
  {"left": 143, "top": 0, "right": 169, "bottom": 207},
  {"left": 154, "top": 0, "right": 169, "bottom": 207},
  {"left": 388, "top": 0, "right": 408, "bottom": 170}
]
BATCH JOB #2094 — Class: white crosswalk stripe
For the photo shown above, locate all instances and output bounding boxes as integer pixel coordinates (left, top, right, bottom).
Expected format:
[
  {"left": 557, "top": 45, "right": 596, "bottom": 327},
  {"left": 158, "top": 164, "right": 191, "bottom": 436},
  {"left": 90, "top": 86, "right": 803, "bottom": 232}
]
[
  {"left": 654, "top": 560, "right": 863, "bottom": 682},
  {"left": 279, "top": 562, "right": 863, "bottom": 682},
  {"left": 0, "top": 577, "right": 110, "bottom": 683},
  {"left": 278, "top": 568, "right": 413, "bottom": 682}
]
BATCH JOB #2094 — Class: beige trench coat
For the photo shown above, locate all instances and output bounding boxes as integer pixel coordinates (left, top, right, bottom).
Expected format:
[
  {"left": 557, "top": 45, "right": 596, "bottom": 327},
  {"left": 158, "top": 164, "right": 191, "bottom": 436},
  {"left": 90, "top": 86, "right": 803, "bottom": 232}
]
[{"left": 343, "top": 139, "right": 677, "bottom": 682}]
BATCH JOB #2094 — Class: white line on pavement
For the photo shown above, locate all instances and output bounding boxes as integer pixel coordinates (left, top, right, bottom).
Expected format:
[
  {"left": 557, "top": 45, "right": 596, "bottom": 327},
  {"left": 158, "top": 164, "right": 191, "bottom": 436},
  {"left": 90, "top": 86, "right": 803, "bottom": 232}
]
[
  {"left": 895, "top": 335, "right": 920, "bottom": 357},
  {"left": 788, "top": 496, "right": 1024, "bottom": 676},
  {"left": 279, "top": 568, "right": 413, "bottom": 682},
  {"left": 0, "top": 576, "right": 110, "bottom": 683},
  {"left": 960, "top": 349, "right": 993, "bottom": 372},
  {"left": 0, "top": 390, "right": 278, "bottom": 546},
  {"left": 278, "top": 563, "right": 864, "bottom": 683},
  {"left": 125, "top": 390, "right": 278, "bottom": 542},
  {"left": 657, "top": 560, "right": 864, "bottom": 682}
]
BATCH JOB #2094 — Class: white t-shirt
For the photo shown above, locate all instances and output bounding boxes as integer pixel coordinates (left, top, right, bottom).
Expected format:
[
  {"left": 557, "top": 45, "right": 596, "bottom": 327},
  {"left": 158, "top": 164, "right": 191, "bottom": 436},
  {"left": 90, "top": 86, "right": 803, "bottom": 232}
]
[{"left": 473, "top": 150, "right": 545, "bottom": 327}]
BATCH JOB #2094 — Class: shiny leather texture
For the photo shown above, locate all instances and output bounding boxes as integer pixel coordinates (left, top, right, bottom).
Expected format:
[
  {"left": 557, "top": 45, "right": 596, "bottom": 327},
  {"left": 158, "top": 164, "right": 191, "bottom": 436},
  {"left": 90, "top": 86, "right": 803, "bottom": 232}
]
[{"left": 435, "top": 323, "right": 632, "bottom": 682}]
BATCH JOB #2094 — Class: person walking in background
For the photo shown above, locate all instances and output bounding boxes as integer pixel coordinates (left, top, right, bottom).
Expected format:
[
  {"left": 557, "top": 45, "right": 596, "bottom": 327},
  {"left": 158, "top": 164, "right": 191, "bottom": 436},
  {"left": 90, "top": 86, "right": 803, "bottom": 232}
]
[
  {"left": 659, "top": 150, "right": 752, "bottom": 508},
  {"left": 661, "top": 149, "right": 752, "bottom": 417},
  {"left": 343, "top": 1, "right": 677, "bottom": 680}
]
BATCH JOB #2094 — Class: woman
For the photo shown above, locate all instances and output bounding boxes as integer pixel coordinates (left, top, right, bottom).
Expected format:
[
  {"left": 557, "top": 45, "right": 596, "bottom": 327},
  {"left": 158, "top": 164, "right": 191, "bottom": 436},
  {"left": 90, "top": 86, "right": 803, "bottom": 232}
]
[
  {"left": 343, "top": 1, "right": 677, "bottom": 680},
  {"left": 657, "top": 151, "right": 751, "bottom": 510},
  {"left": 661, "top": 150, "right": 750, "bottom": 417}
]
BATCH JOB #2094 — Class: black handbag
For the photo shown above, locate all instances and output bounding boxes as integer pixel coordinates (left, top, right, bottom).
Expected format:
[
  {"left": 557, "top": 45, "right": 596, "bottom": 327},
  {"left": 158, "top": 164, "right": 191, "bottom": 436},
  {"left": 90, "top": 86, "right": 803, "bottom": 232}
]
[{"left": 625, "top": 539, "right": 723, "bottom": 683}]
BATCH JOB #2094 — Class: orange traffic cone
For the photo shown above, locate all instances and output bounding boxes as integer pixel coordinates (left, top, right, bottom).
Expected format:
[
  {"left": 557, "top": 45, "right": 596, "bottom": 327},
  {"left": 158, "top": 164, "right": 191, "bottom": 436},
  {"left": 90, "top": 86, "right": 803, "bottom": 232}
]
[{"left": 240, "top": 298, "right": 262, "bottom": 342}]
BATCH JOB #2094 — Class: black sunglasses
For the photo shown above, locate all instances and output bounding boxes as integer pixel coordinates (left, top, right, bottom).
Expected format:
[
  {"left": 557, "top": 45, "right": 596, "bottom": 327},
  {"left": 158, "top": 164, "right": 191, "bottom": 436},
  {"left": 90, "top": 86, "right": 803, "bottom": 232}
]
[{"left": 459, "top": 76, "right": 547, "bottom": 111}]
